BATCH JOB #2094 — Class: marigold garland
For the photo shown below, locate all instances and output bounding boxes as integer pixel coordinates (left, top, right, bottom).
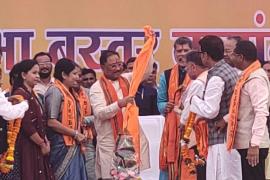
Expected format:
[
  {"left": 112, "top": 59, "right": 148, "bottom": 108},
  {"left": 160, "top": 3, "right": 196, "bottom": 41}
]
[
  {"left": 0, "top": 95, "right": 24, "bottom": 173},
  {"left": 181, "top": 112, "right": 206, "bottom": 175}
]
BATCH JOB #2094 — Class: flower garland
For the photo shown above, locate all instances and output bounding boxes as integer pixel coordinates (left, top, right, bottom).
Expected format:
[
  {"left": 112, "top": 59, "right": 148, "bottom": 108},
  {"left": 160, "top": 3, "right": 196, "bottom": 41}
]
[
  {"left": 0, "top": 95, "right": 24, "bottom": 173},
  {"left": 181, "top": 112, "right": 205, "bottom": 175}
]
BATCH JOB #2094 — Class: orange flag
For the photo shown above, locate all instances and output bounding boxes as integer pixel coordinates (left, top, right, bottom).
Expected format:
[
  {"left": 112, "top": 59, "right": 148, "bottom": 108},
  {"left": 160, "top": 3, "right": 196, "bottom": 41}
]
[{"left": 123, "top": 25, "right": 155, "bottom": 162}]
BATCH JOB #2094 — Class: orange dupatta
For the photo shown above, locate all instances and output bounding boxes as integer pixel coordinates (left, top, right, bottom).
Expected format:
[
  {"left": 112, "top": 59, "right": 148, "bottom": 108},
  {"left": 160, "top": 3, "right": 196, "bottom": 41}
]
[
  {"left": 99, "top": 75, "right": 129, "bottom": 141},
  {"left": 76, "top": 87, "right": 91, "bottom": 117},
  {"left": 75, "top": 87, "right": 95, "bottom": 139},
  {"left": 194, "top": 119, "right": 208, "bottom": 157},
  {"left": 227, "top": 60, "right": 261, "bottom": 150},
  {"left": 159, "top": 64, "right": 191, "bottom": 175},
  {"left": 190, "top": 71, "right": 209, "bottom": 158},
  {"left": 122, "top": 25, "right": 156, "bottom": 163},
  {"left": 54, "top": 79, "right": 77, "bottom": 146}
]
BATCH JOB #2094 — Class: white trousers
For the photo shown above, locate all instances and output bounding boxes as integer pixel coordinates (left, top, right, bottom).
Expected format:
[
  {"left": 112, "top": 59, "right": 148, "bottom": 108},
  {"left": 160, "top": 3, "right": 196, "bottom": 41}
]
[
  {"left": 206, "top": 143, "right": 242, "bottom": 180},
  {"left": 265, "top": 150, "right": 270, "bottom": 179}
]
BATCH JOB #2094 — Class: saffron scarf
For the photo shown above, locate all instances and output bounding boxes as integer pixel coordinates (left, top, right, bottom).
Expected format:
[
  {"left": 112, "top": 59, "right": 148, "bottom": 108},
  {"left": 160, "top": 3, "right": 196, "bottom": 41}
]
[
  {"left": 99, "top": 75, "right": 129, "bottom": 140},
  {"left": 159, "top": 64, "right": 191, "bottom": 177},
  {"left": 122, "top": 25, "right": 156, "bottom": 163},
  {"left": 194, "top": 119, "right": 208, "bottom": 157},
  {"left": 227, "top": 60, "right": 261, "bottom": 150},
  {"left": 76, "top": 87, "right": 91, "bottom": 117},
  {"left": 74, "top": 87, "right": 95, "bottom": 139},
  {"left": 190, "top": 71, "right": 209, "bottom": 158},
  {"left": 54, "top": 79, "right": 77, "bottom": 146}
]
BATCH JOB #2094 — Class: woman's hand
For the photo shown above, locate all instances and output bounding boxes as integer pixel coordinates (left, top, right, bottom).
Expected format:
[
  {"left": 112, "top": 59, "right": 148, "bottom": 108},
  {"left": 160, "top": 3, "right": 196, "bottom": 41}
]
[
  {"left": 40, "top": 139, "right": 50, "bottom": 156},
  {"left": 74, "top": 131, "right": 86, "bottom": 143}
]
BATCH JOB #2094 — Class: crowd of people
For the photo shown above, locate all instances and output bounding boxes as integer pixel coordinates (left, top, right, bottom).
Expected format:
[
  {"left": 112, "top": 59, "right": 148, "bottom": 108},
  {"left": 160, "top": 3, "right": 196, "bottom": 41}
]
[{"left": 0, "top": 33, "right": 269, "bottom": 180}]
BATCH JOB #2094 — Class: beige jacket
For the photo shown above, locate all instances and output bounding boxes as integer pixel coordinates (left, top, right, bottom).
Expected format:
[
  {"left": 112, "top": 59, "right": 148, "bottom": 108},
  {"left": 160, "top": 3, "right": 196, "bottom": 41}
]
[{"left": 234, "top": 68, "right": 270, "bottom": 149}]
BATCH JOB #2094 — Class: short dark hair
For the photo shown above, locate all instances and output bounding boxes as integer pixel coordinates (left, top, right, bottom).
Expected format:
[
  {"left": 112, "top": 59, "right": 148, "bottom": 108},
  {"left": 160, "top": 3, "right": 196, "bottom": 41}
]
[
  {"left": 100, "top": 50, "right": 120, "bottom": 65},
  {"left": 126, "top": 57, "right": 136, "bottom": 65},
  {"left": 227, "top": 36, "right": 242, "bottom": 43},
  {"left": 186, "top": 50, "right": 205, "bottom": 67},
  {"left": 262, "top": 61, "right": 270, "bottom": 67},
  {"left": 199, "top": 35, "right": 224, "bottom": 61},
  {"left": 174, "top": 37, "right": 192, "bottom": 49},
  {"left": 33, "top": 52, "right": 52, "bottom": 62},
  {"left": 234, "top": 40, "right": 257, "bottom": 62},
  {"left": 81, "top": 68, "right": 96, "bottom": 78},
  {"left": 54, "top": 58, "right": 78, "bottom": 82}
]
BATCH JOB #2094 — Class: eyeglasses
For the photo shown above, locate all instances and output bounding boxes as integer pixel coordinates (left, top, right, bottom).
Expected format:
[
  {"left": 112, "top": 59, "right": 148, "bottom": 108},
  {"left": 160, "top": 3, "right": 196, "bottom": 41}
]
[{"left": 38, "top": 61, "right": 52, "bottom": 66}]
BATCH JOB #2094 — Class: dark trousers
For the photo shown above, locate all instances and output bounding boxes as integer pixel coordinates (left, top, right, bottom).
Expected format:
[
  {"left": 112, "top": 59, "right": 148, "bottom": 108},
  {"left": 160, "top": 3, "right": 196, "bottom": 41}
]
[
  {"left": 196, "top": 164, "right": 206, "bottom": 180},
  {"left": 192, "top": 146, "right": 206, "bottom": 180},
  {"left": 237, "top": 148, "right": 269, "bottom": 180}
]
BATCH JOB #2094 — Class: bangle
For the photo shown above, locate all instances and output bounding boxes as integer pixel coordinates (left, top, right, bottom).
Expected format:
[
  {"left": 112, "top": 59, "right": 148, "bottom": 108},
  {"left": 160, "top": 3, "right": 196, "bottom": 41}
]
[{"left": 73, "top": 130, "right": 79, "bottom": 139}]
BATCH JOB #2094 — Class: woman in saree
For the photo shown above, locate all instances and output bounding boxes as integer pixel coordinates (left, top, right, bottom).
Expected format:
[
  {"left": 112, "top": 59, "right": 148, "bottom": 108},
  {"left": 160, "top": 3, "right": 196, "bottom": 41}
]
[
  {"left": 44, "top": 58, "right": 88, "bottom": 180},
  {"left": 12, "top": 60, "right": 54, "bottom": 180}
]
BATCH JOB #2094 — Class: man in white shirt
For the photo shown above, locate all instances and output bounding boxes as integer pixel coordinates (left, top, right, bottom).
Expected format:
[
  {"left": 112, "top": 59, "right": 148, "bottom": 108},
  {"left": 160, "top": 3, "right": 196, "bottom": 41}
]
[
  {"left": 180, "top": 50, "right": 208, "bottom": 180},
  {"left": 89, "top": 50, "right": 152, "bottom": 179},
  {"left": 190, "top": 35, "right": 242, "bottom": 180},
  {"left": 0, "top": 51, "right": 29, "bottom": 120},
  {"left": 0, "top": 51, "right": 29, "bottom": 156},
  {"left": 33, "top": 52, "right": 54, "bottom": 102}
]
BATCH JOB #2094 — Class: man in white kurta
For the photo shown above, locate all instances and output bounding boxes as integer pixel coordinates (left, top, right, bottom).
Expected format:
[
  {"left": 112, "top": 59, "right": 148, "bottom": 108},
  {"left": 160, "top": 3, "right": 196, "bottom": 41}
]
[
  {"left": 179, "top": 50, "right": 208, "bottom": 180},
  {"left": 190, "top": 36, "right": 242, "bottom": 180},
  {"left": 89, "top": 50, "right": 151, "bottom": 179}
]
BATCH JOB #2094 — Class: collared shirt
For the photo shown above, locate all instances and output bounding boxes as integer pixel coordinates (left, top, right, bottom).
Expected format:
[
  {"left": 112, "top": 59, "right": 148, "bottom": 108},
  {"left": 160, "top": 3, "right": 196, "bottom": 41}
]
[
  {"left": 0, "top": 89, "right": 29, "bottom": 120},
  {"left": 181, "top": 71, "right": 208, "bottom": 124},
  {"left": 33, "top": 78, "right": 54, "bottom": 96}
]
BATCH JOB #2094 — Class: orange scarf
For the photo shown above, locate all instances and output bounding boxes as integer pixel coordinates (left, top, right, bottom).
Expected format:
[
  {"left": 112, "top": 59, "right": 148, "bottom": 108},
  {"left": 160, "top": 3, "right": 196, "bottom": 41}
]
[
  {"left": 227, "top": 60, "right": 261, "bottom": 150},
  {"left": 122, "top": 25, "right": 156, "bottom": 163},
  {"left": 99, "top": 75, "right": 129, "bottom": 140},
  {"left": 74, "top": 87, "right": 95, "bottom": 139},
  {"left": 76, "top": 87, "right": 91, "bottom": 117},
  {"left": 194, "top": 119, "right": 208, "bottom": 157},
  {"left": 159, "top": 64, "right": 191, "bottom": 176},
  {"left": 54, "top": 79, "right": 77, "bottom": 146}
]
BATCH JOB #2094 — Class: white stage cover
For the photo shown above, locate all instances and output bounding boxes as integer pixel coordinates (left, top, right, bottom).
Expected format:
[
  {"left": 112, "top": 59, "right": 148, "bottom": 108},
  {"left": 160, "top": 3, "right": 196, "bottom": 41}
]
[{"left": 139, "top": 115, "right": 165, "bottom": 180}]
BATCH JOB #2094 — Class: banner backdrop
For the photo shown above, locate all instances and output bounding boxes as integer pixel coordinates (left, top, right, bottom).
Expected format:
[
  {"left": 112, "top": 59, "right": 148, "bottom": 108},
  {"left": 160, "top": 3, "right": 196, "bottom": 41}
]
[{"left": 0, "top": 0, "right": 270, "bottom": 88}]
